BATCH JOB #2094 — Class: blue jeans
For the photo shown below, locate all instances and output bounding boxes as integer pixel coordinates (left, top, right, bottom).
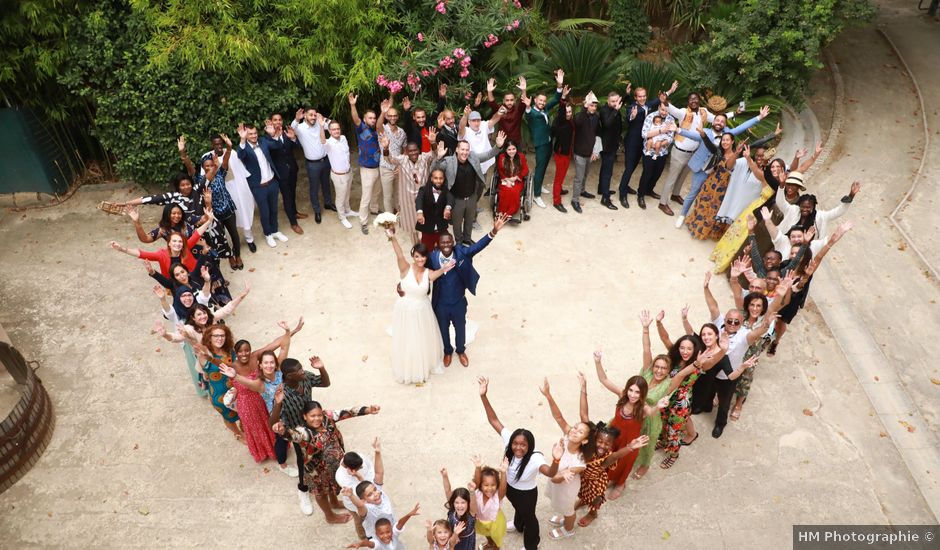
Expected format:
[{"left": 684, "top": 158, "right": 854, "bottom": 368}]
[
  {"left": 681, "top": 169, "right": 709, "bottom": 216},
  {"left": 250, "top": 182, "right": 280, "bottom": 236},
  {"left": 596, "top": 150, "right": 616, "bottom": 198},
  {"left": 304, "top": 158, "right": 333, "bottom": 213}
]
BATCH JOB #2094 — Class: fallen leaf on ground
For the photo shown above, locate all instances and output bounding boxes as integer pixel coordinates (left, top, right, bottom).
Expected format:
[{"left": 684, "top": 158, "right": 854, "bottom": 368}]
[
  {"left": 879, "top": 431, "right": 888, "bottom": 438},
  {"left": 662, "top": 531, "right": 671, "bottom": 540},
  {"left": 802, "top": 408, "right": 814, "bottom": 416},
  {"left": 248, "top": 268, "right": 256, "bottom": 272},
  {"left": 491, "top": 314, "right": 498, "bottom": 319},
  {"left": 930, "top": 378, "right": 940, "bottom": 386},
  {"left": 133, "top": 443, "right": 138, "bottom": 450},
  {"left": 262, "top": 467, "right": 270, "bottom": 474},
  {"left": 899, "top": 420, "right": 915, "bottom": 433},
  {"left": 138, "top": 507, "right": 149, "bottom": 516},
  {"left": 898, "top": 241, "right": 907, "bottom": 251},
  {"left": 361, "top": 355, "right": 368, "bottom": 362},
  {"left": 874, "top": 376, "right": 880, "bottom": 381}
]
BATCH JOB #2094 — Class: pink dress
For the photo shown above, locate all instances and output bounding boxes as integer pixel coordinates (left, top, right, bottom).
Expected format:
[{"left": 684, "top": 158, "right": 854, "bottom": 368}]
[{"left": 234, "top": 371, "right": 277, "bottom": 462}]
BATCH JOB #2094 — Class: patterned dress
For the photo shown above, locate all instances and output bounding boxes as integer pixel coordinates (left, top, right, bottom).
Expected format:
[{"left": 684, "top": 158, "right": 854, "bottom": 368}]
[
  {"left": 637, "top": 371, "right": 673, "bottom": 468},
  {"left": 234, "top": 370, "right": 277, "bottom": 462},
  {"left": 577, "top": 450, "right": 614, "bottom": 513},
  {"left": 734, "top": 318, "right": 771, "bottom": 401},
  {"left": 204, "top": 352, "right": 239, "bottom": 423},
  {"left": 686, "top": 163, "right": 732, "bottom": 241},
  {"left": 659, "top": 364, "right": 700, "bottom": 456},
  {"left": 286, "top": 406, "right": 369, "bottom": 496},
  {"left": 608, "top": 407, "right": 643, "bottom": 485}
]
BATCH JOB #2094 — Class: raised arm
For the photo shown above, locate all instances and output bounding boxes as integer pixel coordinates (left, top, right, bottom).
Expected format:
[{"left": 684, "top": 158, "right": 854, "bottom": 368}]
[
  {"left": 640, "top": 310, "right": 655, "bottom": 372},
  {"left": 372, "top": 437, "right": 385, "bottom": 486},
  {"left": 703, "top": 271, "right": 720, "bottom": 321},
  {"left": 385, "top": 226, "right": 410, "bottom": 278},
  {"left": 218, "top": 362, "right": 264, "bottom": 393},
  {"left": 593, "top": 350, "right": 622, "bottom": 396},
  {"left": 656, "top": 317, "right": 673, "bottom": 350},
  {"left": 539, "top": 378, "right": 571, "bottom": 434},
  {"left": 440, "top": 468, "right": 454, "bottom": 501},
  {"left": 317, "top": 114, "right": 327, "bottom": 144},
  {"left": 342, "top": 487, "right": 367, "bottom": 518},
  {"left": 578, "top": 372, "right": 590, "bottom": 423},
  {"left": 458, "top": 104, "right": 470, "bottom": 139},
  {"left": 220, "top": 134, "right": 232, "bottom": 170},
  {"left": 348, "top": 93, "right": 361, "bottom": 127},
  {"left": 109, "top": 240, "right": 143, "bottom": 259},
  {"left": 178, "top": 136, "right": 196, "bottom": 177},
  {"left": 681, "top": 304, "right": 695, "bottom": 335},
  {"left": 797, "top": 141, "right": 823, "bottom": 173},
  {"left": 729, "top": 257, "right": 748, "bottom": 310},
  {"left": 396, "top": 502, "right": 420, "bottom": 532},
  {"left": 428, "top": 256, "right": 456, "bottom": 282},
  {"left": 126, "top": 207, "right": 158, "bottom": 243},
  {"left": 477, "top": 376, "right": 505, "bottom": 434},
  {"left": 497, "top": 457, "right": 509, "bottom": 500}
]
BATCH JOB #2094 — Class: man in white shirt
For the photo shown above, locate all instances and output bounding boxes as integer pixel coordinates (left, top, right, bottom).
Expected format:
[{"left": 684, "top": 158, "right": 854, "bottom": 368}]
[
  {"left": 377, "top": 99, "right": 407, "bottom": 215},
  {"left": 291, "top": 107, "right": 336, "bottom": 224},
  {"left": 235, "top": 123, "right": 289, "bottom": 248},
  {"left": 458, "top": 106, "right": 503, "bottom": 181},
  {"left": 318, "top": 114, "right": 355, "bottom": 229}
]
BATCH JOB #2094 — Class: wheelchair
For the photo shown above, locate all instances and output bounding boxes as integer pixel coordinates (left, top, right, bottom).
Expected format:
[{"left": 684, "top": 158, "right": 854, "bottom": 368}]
[{"left": 488, "top": 169, "right": 533, "bottom": 224}]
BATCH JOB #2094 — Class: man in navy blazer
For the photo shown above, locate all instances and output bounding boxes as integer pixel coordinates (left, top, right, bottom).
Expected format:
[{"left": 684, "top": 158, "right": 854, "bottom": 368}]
[
  {"left": 428, "top": 213, "right": 508, "bottom": 367},
  {"left": 264, "top": 113, "right": 304, "bottom": 235},
  {"left": 617, "top": 81, "right": 677, "bottom": 206},
  {"left": 237, "top": 122, "right": 289, "bottom": 248}
]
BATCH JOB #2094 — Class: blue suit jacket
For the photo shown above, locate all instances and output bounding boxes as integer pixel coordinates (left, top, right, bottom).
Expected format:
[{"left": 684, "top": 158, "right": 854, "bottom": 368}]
[
  {"left": 623, "top": 98, "right": 663, "bottom": 145},
  {"left": 428, "top": 234, "right": 493, "bottom": 308},
  {"left": 236, "top": 140, "right": 281, "bottom": 188},
  {"left": 686, "top": 116, "right": 760, "bottom": 172}
]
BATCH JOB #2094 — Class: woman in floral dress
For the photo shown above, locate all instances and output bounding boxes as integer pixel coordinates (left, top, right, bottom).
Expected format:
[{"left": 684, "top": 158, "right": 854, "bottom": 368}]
[
  {"left": 653, "top": 313, "right": 726, "bottom": 469},
  {"left": 686, "top": 131, "right": 738, "bottom": 241},
  {"left": 273, "top": 399, "right": 381, "bottom": 523}
]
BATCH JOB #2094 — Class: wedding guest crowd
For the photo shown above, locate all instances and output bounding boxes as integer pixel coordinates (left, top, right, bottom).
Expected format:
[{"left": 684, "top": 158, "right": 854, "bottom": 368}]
[{"left": 107, "top": 68, "right": 858, "bottom": 549}]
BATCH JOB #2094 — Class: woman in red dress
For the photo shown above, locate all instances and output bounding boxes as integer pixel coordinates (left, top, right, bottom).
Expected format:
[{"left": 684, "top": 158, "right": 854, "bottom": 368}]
[
  {"left": 592, "top": 352, "right": 664, "bottom": 500},
  {"left": 219, "top": 319, "right": 303, "bottom": 462},
  {"left": 495, "top": 141, "right": 529, "bottom": 217}
]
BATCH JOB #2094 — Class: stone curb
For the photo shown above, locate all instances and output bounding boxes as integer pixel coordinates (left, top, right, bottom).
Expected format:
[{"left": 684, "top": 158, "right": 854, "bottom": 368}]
[{"left": 797, "top": 41, "right": 940, "bottom": 520}]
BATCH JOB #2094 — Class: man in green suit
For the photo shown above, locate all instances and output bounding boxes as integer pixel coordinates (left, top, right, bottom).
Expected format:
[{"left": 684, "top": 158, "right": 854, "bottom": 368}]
[{"left": 522, "top": 69, "right": 565, "bottom": 209}]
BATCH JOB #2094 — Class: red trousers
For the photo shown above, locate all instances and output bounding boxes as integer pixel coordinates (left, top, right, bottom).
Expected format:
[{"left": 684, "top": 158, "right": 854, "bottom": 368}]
[
  {"left": 497, "top": 179, "right": 524, "bottom": 216},
  {"left": 421, "top": 232, "right": 441, "bottom": 251},
  {"left": 552, "top": 153, "right": 571, "bottom": 205}
]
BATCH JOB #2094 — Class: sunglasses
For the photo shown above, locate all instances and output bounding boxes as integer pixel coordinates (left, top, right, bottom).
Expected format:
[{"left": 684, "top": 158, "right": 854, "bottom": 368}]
[{"left": 726, "top": 319, "right": 742, "bottom": 326}]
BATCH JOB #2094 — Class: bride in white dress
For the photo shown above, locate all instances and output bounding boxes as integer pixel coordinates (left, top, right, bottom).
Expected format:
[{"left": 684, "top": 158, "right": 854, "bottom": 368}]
[{"left": 386, "top": 226, "right": 454, "bottom": 384}]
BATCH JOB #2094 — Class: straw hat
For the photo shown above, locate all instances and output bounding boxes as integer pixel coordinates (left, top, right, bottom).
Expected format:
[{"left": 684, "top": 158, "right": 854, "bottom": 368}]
[
  {"left": 784, "top": 171, "right": 806, "bottom": 191},
  {"left": 706, "top": 95, "right": 728, "bottom": 112}
]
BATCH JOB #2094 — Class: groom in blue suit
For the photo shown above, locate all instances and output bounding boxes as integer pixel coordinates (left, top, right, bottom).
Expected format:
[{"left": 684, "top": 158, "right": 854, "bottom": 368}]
[{"left": 428, "top": 213, "right": 508, "bottom": 367}]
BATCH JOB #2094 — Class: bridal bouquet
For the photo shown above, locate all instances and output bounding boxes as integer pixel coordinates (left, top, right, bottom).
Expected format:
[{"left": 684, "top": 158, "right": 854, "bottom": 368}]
[{"left": 373, "top": 212, "right": 398, "bottom": 230}]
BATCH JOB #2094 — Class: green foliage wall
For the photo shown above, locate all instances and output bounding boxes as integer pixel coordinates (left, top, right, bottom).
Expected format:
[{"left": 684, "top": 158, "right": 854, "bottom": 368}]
[
  {"left": 610, "top": 0, "right": 650, "bottom": 54},
  {"left": 694, "top": 0, "right": 875, "bottom": 105}
]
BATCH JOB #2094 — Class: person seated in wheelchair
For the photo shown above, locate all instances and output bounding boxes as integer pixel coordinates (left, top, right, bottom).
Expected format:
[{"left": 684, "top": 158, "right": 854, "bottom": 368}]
[{"left": 494, "top": 140, "right": 529, "bottom": 218}]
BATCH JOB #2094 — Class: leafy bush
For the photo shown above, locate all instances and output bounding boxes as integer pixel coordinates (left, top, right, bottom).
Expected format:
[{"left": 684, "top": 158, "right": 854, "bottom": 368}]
[
  {"left": 610, "top": 0, "right": 650, "bottom": 54},
  {"left": 694, "top": 0, "right": 875, "bottom": 105},
  {"left": 521, "top": 33, "right": 633, "bottom": 99}
]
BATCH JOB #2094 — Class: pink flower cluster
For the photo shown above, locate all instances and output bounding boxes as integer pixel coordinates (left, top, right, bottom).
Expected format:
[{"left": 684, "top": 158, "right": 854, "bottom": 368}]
[
  {"left": 453, "top": 48, "right": 466, "bottom": 59},
  {"left": 406, "top": 73, "right": 421, "bottom": 93},
  {"left": 505, "top": 19, "right": 520, "bottom": 30},
  {"left": 435, "top": 1, "right": 446, "bottom": 14},
  {"left": 376, "top": 74, "right": 404, "bottom": 94},
  {"left": 438, "top": 56, "right": 455, "bottom": 69},
  {"left": 417, "top": 33, "right": 425, "bottom": 42},
  {"left": 483, "top": 34, "right": 499, "bottom": 48}
]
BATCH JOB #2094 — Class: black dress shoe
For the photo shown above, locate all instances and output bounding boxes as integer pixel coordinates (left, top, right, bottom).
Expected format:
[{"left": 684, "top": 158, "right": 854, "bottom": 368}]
[
  {"left": 626, "top": 187, "right": 638, "bottom": 195},
  {"left": 712, "top": 425, "right": 724, "bottom": 438},
  {"left": 246, "top": 241, "right": 257, "bottom": 253},
  {"left": 637, "top": 196, "right": 647, "bottom": 209},
  {"left": 580, "top": 191, "right": 595, "bottom": 199},
  {"left": 601, "top": 198, "right": 618, "bottom": 210},
  {"left": 561, "top": 189, "right": 569, "bottom": 195},
  {"left": 554, "top": 203, "right": 567, "bottom": 213},
  {"left": 315, "top": 212, "right": 322, "bottom": 224},
  {"left": 648, "top": 191, "right": 661, "bottom": 200},
  {"left": 325, "top": 204, "right": 337, "bottom": 212},
  {"left": 619, "top": 196, "right": 630, "bottom": 209},
  {"left": 571, "top": 202, "right": 582, "bottom": 213}
]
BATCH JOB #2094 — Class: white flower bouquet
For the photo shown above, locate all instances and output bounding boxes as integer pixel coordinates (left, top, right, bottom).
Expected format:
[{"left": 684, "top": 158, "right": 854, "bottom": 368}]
[{"left": 373, "top": 212, "right": 398, "bottom": 230}]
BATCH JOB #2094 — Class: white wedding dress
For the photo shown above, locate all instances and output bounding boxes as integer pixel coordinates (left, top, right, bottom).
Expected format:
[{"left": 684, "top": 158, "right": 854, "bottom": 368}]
[{"left": 390, "top": 266, "right": 445, "bottom": 384}]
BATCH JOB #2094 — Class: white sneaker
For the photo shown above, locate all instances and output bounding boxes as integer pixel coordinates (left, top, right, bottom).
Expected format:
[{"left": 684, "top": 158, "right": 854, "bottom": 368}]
[
  {"left": 279, "top": 464, "right": 298, "bottom": 477},
  {"left": 273, "top": 232, "right": 288, "bottom": 242},
  {"left": 674, "top": 215, "right": 685, "bottom": 229},
  {"left": 298, "top": 490, "right": 313, "bottom": 516},
  {"left": 266, "top": 235, "right": 277, "bottom": 248},
  {"left": 506, "top": 520, "right": 516, "bottom": 532},
  {"left": 340, "top": 218, "right": 353, "bottom": 229},
  {"left": 534, "top": 197, "right": 546, "bottom": 209}
]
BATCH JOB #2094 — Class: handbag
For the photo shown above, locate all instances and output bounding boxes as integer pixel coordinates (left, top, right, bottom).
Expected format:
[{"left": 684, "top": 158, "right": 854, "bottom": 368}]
[{"left": 223, "top": 387, "right": 238, "bottom": 410}]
